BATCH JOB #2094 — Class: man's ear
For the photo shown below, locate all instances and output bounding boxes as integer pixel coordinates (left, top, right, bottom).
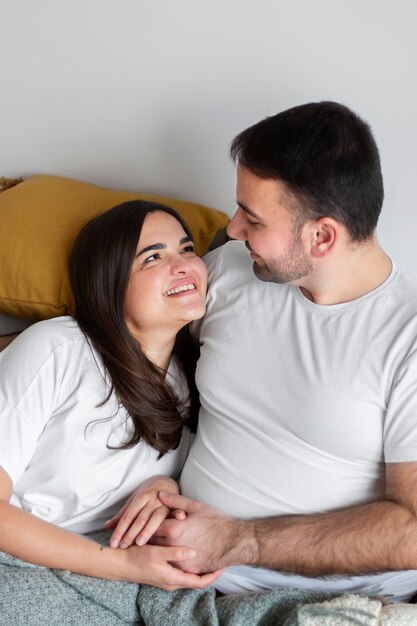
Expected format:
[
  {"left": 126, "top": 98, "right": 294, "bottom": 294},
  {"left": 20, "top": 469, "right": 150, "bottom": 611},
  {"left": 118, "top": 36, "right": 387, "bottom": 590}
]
[{"left": 309, "top": 217, "right": 338, "bottom": 258}]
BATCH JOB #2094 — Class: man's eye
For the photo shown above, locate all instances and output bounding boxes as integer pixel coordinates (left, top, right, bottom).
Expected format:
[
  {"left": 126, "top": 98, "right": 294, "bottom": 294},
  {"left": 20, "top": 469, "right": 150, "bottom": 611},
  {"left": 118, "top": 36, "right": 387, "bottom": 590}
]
[{"left": 247, "top": 219, "right": 260, "bottom": 227}]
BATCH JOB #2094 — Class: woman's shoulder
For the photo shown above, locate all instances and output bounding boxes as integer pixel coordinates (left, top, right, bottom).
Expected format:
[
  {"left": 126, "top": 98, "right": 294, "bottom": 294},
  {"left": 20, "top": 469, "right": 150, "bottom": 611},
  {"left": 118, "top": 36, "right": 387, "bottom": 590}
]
[
  {"left": 0, "top": 317, "right": 99, "bottom": 406},
  {"left": 0, "top": 316, "right": 89, "bottom": 367},
  {"left": 17, "top": 316, "right": 84, "bottom": 347}
]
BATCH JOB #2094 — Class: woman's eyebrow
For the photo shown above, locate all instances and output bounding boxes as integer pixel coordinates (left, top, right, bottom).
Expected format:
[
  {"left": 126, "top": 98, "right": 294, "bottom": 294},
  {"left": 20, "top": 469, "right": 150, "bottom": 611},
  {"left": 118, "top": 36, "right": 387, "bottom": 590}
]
[
  {"left": 136, "top": 236, "right": 192, "bottom": 258},
  {"left": 137, "top": 242, "right": 166, "bottom": 257}
]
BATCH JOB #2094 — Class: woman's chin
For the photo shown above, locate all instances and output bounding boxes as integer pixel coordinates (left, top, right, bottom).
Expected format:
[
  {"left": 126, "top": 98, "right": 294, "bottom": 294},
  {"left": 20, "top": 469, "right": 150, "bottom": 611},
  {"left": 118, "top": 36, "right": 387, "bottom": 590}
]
[{"left": 177, "top": 303, "right": 206, "bottom": 326}]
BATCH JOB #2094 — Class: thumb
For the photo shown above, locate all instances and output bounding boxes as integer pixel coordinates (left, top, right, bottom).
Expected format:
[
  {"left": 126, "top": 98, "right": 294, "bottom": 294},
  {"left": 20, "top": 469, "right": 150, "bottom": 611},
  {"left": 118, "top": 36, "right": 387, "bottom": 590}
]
[
  {"left": 158, "top": 491, "right": 197, "bottom": 513},
  {"left": 161, "top": 545, "right": 197, "bottom": 562}
]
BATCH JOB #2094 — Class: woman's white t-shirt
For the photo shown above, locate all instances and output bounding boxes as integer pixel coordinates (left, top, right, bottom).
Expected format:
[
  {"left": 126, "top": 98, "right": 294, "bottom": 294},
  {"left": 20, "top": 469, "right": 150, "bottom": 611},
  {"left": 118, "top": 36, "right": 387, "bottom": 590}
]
[{"left": 0, "top": 316, "right": 192, "bottom": 534}]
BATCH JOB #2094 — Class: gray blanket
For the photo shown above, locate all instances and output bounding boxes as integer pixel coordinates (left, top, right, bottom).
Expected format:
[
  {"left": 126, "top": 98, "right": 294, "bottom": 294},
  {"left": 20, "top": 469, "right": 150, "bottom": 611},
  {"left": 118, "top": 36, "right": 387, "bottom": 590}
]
[{"left": 0, "top": 531, "right": 387, "bottom": 626}]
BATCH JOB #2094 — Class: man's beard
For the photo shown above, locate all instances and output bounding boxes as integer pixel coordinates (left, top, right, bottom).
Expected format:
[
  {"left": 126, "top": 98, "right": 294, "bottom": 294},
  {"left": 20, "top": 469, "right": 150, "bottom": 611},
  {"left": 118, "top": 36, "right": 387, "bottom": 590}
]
[{"left": 252, "top": 231, "right": 312, "bottom": 284}]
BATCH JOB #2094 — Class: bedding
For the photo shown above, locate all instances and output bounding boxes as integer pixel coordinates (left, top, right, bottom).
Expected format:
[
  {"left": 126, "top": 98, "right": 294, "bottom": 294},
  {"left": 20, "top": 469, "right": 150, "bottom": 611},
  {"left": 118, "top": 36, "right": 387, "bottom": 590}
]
[
  {"left": 2, "top": 531, "right": 407, "bottom": 626},
  {"left": 0, "top": 312, "right": 32, "bottom": 335}
]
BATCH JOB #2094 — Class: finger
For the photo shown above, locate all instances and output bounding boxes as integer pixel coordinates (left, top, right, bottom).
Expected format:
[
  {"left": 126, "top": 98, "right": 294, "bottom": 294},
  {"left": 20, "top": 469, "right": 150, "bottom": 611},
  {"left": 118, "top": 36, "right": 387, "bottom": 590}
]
[
  {"left": 158, "top": 491, "right": 198, "bottom": 513},
  {"left": 103, "top": 517, "right": 119, "bottom": 529},
  {"left": 196, "top": 569, "right": 225, "bottom": 587},
  {"left": 173, "top": 509, "right": 186, "bottom": 520},
  {"left": 135, "top": 506, "right": 170, "bottom": 546},
  {"left": 167, "top": 508, "right": 186, "bottom": 520},
  {"left": 155, "top": 545, "right": 196, "bottom": 562},
  {"left": 150, "top": 536, "right": 170, "bottom": 546},
  {"left": 104, "top": 507, "right": 126, "bottom": 529},
  {"left": 110, "top": 505, "right": 149, "bottom": 548},
  {"left": 164, "top": 567, "right": 224, "bottom": 591},
  {"left": 150, "top": 518, "right": 175, "bottom": 538},
  {"left": 104, "top": 497, "right": 132, "bottom": 531},
  {"left": 117, "top": 514, "right": 153, "bottom": 549}
]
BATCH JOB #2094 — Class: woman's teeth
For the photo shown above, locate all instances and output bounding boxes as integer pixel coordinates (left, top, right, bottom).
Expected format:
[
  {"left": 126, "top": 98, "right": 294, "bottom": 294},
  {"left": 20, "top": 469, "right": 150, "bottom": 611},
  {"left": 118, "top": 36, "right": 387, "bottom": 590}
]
[{"left": 163, "top": 283, "right": 196, "bottom": 297}]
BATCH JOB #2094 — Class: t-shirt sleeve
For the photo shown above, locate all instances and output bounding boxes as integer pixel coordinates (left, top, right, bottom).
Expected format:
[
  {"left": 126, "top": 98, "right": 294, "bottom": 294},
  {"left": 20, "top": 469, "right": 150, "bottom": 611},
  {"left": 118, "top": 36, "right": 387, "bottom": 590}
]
[
  {"left": 0, "top": 324, "right": 66, "bottom": 483},
  {"left": 384, "top": 347, "right": 417, "bottom": 462}
]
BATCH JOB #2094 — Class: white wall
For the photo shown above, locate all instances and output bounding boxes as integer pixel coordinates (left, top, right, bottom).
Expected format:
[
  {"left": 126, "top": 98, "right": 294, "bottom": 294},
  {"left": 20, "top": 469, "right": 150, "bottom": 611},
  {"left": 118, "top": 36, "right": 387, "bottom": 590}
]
[{"left": 1, "top": 0, "right": 416, "bottom": 270}]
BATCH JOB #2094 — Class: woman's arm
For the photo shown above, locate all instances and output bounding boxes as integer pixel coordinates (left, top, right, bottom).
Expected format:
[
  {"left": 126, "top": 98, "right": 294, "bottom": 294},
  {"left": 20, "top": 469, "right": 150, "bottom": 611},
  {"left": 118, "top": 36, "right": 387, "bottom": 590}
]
[{"left": 0, "top": 467, "right": 221, "bottom": 589}]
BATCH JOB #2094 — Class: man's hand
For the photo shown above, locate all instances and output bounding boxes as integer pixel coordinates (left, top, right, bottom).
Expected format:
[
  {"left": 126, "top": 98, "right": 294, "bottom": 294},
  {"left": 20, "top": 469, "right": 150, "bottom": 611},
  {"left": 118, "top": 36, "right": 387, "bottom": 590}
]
[
  {"left": 154, "top": 463, "right": 417, "bottom": 578},
  {"left": 104, "top": 476, "right": 185, "bottom": 549},
  {"left": 151, "top": 491, "right": 258, "bottom": 573}
]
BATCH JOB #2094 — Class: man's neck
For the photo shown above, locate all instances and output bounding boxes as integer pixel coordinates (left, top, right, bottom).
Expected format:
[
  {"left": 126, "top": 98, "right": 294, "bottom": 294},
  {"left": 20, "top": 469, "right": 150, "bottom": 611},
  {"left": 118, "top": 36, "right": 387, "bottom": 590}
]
[{"left": 299, "top": 240, "right": 393, "bottom": 306}]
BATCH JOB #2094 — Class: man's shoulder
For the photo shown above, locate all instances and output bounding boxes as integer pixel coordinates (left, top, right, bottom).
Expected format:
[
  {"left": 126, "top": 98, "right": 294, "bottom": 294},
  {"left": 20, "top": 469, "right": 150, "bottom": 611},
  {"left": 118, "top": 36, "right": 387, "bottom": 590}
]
[
  {"left": 392, "top": 265, "right": 417, "bottom": 308},
  {"left": 204, "top": 240, "right": 254, "bottom": 283},
  {"left": 397, "top": 265, "right": 417, "bottom": 287},
  {"left": 204, "top": 239, "right": 248, "bottom": 264}
]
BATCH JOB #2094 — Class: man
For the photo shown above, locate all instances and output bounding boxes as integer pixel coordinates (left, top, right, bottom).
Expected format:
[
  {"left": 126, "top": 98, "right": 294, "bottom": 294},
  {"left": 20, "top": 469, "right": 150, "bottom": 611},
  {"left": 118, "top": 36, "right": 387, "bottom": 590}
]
[{"left": 155, "top": 101, "right": 417, "bottom": 602}]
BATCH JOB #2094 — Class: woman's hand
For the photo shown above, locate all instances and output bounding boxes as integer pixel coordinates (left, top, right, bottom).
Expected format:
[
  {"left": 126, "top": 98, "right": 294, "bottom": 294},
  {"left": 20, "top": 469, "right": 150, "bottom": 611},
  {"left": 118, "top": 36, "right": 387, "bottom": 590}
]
[
  {"left": 121, "top": 543, "right": 224, "bottom": 590},
  {"left": 104, "top": 476, "right": 185, "bottom": 549}
]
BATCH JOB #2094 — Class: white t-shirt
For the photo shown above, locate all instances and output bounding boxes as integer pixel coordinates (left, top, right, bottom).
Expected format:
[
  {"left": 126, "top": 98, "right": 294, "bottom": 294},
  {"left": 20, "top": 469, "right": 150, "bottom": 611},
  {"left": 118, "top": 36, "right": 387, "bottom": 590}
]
[
  {"left": 0, "top": 316, "right": 192, "bottom": 534},
  {"left": 181, "top": 241, "right": 417, "bottom": 602}
]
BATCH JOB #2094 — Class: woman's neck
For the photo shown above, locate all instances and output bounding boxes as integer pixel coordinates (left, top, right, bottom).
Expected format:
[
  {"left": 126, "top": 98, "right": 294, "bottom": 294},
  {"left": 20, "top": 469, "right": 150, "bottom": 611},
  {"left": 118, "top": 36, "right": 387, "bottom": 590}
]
[{"left": 135, "top": 333, "right": 176, "bottom": 371}]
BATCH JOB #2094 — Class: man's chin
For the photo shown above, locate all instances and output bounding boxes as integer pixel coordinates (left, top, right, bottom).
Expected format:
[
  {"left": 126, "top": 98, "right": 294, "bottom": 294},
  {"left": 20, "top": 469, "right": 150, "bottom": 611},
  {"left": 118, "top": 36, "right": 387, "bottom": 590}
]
[
  {"left": 253, "top": 261, "right": 273, "bottom": 282},
  {"left": 253, "top": 261, "right": 290, "bottom": 284}
]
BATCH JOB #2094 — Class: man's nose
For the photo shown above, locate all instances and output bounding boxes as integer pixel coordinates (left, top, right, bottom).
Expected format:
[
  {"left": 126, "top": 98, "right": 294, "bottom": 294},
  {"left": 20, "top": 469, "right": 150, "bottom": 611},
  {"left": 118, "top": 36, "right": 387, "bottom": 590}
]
[{"left": 227, "top": 208, "right": 246, "bottom": 241}]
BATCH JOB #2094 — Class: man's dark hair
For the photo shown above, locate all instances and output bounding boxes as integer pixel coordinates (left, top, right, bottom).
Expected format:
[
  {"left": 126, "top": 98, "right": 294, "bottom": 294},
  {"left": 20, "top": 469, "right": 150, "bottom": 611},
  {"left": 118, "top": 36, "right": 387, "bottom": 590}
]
[
  {"left": 230, "top": 101, "right": 384, "bottom": 241},
  {"left": 69, "top": 200, "right": 199, "bottom": 456}
]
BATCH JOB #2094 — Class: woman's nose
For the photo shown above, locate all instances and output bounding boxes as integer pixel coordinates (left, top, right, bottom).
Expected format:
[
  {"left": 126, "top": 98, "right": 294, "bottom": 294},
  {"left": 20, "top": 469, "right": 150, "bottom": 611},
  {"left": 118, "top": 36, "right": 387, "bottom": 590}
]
[{"left": 170, "top": 255, "right": 192, "bottom": 275}]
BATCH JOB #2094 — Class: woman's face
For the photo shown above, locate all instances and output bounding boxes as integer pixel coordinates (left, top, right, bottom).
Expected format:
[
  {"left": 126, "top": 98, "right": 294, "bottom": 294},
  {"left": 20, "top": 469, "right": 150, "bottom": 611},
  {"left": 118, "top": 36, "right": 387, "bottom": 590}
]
[{"left": 124, "top": 211, "right": 208, "bottom": 340}]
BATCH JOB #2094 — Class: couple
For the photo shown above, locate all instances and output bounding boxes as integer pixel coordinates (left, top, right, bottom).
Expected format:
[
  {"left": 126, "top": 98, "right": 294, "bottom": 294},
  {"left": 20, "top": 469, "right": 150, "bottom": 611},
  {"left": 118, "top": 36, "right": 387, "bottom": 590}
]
[{"left": 2, "top": 100, "right": 417, "bottom": 610}]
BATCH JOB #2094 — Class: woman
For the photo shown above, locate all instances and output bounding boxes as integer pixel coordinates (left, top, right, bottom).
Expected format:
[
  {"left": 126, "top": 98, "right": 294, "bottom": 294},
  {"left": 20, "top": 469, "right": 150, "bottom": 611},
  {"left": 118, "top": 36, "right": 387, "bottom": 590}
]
[{"left": 0, "top": 200, "right": 219, "bottom": 591}]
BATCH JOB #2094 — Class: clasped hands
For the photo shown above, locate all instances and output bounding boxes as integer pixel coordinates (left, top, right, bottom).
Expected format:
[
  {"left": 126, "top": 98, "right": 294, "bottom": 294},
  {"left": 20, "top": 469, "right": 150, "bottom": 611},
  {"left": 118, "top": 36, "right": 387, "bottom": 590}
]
[{"left": 104, "top": 476, "right": 235, "bottom": 589}]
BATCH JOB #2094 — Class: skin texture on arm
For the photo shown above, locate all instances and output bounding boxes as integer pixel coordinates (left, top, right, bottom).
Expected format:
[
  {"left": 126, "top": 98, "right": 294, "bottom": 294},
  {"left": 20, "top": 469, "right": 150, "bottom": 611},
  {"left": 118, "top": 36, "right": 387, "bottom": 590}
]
[
  {"left": 154, "top": 462, "right": 417, "bottom": 576},
  {"left": 0, "top": 467, "right": 221, "bottom": 590}
]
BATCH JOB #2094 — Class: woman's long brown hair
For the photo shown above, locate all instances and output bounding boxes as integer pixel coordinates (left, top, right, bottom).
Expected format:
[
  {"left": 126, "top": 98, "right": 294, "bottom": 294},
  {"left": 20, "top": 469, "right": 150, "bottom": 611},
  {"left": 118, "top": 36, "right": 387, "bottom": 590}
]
[{"left": 69, "top": 200, "right": 200, "bottom": 456}]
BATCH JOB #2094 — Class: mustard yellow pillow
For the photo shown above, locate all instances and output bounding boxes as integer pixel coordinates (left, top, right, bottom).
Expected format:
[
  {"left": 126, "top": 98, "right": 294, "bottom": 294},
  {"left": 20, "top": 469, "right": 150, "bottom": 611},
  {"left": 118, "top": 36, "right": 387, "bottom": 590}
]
[{"left": 0, "top": 175, "right": 229, "bottom": 320}]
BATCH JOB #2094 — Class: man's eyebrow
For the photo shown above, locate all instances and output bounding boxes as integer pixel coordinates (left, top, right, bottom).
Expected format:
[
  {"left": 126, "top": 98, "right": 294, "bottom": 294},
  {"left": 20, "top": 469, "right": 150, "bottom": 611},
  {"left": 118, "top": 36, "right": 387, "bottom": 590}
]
[
  {"left": 236, "top": 200, "right": 263, "bottom": 221},
  {"left": 136, "top": 236, "right": 192, "bottom": 257}
]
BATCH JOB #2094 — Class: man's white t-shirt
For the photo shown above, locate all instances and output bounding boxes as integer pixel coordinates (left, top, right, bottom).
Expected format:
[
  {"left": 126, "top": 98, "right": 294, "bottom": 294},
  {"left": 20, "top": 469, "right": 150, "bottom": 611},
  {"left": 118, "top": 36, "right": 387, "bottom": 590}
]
[
  {"left": 181, "top": 241, "right": 417, "bottom": 602},
  {"left": 0, "top": 316, "right": 191, "bottom": 534}
]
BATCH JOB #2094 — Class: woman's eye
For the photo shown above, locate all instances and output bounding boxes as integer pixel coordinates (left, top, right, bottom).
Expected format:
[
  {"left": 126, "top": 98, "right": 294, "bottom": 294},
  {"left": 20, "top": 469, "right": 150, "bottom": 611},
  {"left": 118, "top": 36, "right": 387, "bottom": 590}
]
[
  {"left": 143, "top": 253, "right": 160, "bottom": 264},
  {"left": 181, "top": 245, "right": 195, "bottom": 254},
  {"left": 247, "top": 219, "right": 260, "bottom": 227}
]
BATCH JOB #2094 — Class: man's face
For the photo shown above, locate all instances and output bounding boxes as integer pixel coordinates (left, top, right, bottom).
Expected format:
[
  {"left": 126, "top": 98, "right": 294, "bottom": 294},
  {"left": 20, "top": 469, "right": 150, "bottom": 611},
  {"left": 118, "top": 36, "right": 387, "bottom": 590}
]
[{"left": 227, "top": 166, "right": 313, "bottom": 284}]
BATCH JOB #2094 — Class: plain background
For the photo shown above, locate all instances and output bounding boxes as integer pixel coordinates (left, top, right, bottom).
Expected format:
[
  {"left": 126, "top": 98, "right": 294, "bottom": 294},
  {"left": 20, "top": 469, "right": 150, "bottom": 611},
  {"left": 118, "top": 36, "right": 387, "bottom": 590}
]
[{"left": 1, "top": 0, "right": 416, "bottom": 271}]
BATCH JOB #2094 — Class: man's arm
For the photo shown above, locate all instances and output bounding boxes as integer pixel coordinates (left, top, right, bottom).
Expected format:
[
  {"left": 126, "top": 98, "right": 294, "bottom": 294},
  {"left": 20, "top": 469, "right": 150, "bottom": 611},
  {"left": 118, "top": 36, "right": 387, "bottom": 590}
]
[{"left": 155, "top": 461, "right": 417, "bottom": 575}]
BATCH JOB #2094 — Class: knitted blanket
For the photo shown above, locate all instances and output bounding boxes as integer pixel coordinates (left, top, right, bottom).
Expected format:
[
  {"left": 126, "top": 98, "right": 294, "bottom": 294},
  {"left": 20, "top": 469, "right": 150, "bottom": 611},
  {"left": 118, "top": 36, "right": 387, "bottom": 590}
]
[{"left": 0, "top": 531, "right": 412, "bottom": 626}]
